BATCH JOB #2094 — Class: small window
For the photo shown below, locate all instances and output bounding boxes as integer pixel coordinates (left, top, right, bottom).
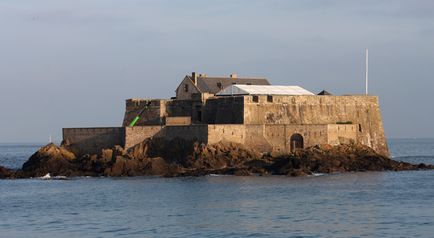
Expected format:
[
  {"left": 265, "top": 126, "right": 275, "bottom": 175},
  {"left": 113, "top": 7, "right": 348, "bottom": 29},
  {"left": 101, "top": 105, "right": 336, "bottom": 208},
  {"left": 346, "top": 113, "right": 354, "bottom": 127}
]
[
  {"left": 267, "top": 95, "right": 273, "bottom": 102},
  {"left": 184, "top": 84, "right": 189, "bottom": 92},
  {"left": 252, "top": 95, "right": 259, "bottom": 102},
  {"left": 246, "top": 83, "right": 252, "bottom": 85},
  {"left": 358, "top": 124, "right": 362, "bottom": 132}
]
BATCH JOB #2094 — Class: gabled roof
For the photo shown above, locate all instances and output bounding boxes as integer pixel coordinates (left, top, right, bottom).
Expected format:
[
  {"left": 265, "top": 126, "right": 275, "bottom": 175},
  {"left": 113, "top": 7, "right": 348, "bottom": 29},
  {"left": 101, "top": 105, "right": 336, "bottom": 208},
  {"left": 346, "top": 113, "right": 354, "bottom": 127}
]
[
  {"left": 186, "top": 75, "right": 270, "bottom": 94},
  {"left": 216, "top": 85, "right": 315, "bottom": 96}
]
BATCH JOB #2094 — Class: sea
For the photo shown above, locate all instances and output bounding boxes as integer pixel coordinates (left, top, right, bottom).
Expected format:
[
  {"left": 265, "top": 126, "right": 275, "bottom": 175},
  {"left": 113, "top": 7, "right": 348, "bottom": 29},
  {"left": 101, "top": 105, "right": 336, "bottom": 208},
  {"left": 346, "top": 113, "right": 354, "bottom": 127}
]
[{"left": 0, "top": 139, "right": 433, "bottom": 238}]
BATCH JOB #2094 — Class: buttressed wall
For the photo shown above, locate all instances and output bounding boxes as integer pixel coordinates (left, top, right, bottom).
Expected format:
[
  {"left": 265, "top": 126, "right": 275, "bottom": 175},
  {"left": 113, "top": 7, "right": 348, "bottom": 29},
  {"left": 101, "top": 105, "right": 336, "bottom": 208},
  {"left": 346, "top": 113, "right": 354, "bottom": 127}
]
[{"left": 243, "top": 95, "right": 388, "bottom": 156}]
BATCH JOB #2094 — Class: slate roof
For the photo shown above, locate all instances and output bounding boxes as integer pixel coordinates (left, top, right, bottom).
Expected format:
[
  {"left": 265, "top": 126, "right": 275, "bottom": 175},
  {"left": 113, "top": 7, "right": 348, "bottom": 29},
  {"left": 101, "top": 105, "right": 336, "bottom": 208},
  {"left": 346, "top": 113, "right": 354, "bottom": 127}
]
[
  {"left": 216, "top": 85, "right": 315, "bottom": 96},
  {"left": 318, "top": 90, "right": 332, "bottom": 95},
  {"left": 187, "top": 76, "right": 270, "bottom": 94}
]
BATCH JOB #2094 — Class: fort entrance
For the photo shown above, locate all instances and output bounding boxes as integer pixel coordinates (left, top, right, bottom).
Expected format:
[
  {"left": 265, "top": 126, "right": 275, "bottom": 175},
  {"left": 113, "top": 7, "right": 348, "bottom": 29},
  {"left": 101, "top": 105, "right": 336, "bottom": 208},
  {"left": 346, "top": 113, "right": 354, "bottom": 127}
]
[{"left": 290, "top": 133, "right": 304, "bottom": 152}]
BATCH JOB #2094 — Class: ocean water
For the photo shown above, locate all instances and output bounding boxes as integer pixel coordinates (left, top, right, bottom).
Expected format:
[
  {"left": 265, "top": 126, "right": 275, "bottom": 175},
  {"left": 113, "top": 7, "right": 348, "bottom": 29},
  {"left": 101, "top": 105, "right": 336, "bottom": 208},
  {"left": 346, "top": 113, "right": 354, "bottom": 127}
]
[{"left": 0, "top": 139, "right": 433, "bottom": 238}]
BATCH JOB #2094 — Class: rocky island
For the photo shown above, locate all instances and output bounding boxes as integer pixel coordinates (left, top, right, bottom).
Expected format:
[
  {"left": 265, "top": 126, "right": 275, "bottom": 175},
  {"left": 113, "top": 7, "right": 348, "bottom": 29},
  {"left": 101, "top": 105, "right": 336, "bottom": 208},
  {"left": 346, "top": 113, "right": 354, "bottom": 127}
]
[
  {"left": 3, "top": 72, "right": 431, "bottom": 179},
  {"left": 0, "top": 138, "right": 432, "bottom": 179}
]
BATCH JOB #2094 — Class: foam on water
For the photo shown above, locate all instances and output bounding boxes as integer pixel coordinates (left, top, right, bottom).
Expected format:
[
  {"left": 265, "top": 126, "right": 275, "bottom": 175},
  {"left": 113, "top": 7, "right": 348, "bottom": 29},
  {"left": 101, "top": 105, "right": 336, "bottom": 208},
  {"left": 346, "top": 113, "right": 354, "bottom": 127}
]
[{"left": 39, "top": 173, "right": 68, "bottom": 180}]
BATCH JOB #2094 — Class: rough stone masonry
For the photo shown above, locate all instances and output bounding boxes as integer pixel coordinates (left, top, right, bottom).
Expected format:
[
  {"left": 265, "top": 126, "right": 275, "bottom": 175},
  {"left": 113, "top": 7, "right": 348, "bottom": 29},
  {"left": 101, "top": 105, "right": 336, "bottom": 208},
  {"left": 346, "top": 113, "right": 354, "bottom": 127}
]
[{"left": 63, "top": 73, "right": 389, "bottom": 157}]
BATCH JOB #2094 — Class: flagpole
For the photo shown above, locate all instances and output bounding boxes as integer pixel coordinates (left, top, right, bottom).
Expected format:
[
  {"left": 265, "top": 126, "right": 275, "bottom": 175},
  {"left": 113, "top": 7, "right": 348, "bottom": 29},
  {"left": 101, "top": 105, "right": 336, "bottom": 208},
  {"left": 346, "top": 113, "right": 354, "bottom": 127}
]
[{"left": 365, "top": 48, "right": 369, "bottom": 95}]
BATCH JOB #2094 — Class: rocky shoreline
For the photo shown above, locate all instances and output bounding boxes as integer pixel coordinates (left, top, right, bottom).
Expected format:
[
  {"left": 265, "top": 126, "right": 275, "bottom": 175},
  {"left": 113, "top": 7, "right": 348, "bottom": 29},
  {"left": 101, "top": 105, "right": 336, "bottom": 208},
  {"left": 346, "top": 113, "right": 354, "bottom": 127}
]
[{"left": 0, "top": 138, "right": 433, "bottom": 179}]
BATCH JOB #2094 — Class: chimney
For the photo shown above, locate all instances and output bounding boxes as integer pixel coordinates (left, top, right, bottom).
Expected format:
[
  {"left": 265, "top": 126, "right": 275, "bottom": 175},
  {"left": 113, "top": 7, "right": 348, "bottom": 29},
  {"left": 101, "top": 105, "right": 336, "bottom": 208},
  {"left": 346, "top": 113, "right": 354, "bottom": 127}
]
[
  {"left": 230, "top": 73, "right": 237, "bottom": 79},
  {"left": 191, "top": 72, "right": 197, "bottom": 85}
]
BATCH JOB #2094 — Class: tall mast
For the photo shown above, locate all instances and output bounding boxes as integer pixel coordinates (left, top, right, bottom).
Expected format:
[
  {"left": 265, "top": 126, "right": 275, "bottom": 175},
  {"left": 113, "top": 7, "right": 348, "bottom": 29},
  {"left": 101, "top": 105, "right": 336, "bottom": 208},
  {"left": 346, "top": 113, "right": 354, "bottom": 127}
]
[{"left": 365, "top": 48, "right": 369, "bottom": 95}]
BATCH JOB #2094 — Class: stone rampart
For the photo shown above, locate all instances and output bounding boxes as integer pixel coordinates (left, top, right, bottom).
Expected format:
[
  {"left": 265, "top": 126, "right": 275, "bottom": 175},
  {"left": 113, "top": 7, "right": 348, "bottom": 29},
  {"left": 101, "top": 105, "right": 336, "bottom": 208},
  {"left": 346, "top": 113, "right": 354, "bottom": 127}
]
[
  {"left": 262, "top": 124, "right": 329, "bottom": 153},
  {"left": 62, "top": 123, "right": 361, "bottom": 157},
  {"left": 243, "top": 95, "right": 388, "bottom": 156},
  {"left": 124, "top": 126, "right": 163, "bottom": 149},
  {"left": 62, "top": 127, "right": 125, "bottom": 156},
  {"left": 159, "top": 125, "right": 208, "bottom": 142},
  {"left": 203, "top": 96, "right": 244, "bottom": 124},
  {"left": 327, "top": 124, "right": 358, "bottom": 145},
  {"left": 122, "top": 99, "right": 166, "bottom": 126},
  {"left": 207, "top": 125, "right": 245, "bottom": 144}
]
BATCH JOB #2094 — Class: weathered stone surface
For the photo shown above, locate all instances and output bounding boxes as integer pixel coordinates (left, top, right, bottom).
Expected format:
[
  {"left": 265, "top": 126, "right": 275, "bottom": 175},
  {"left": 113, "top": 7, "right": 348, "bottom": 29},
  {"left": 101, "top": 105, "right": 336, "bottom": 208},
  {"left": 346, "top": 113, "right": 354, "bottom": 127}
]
[{"left": 20, "top": 143, "right": 78, "bottom": 178}]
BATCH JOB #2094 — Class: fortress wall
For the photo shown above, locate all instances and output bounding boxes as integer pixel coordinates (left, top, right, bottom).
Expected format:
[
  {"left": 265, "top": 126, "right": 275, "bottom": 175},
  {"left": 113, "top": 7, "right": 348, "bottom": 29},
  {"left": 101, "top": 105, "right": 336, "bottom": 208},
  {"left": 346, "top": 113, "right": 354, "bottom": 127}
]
[
  {"left": 327, "top": 124, "right": 358, "bottom": 145},
  {"left": 261, "top": 125, "right": 285, "bottom": 152},
  {"left": 160, "top": 125, "right": 208, "bottom": 143},
  {"left": 263, "top": 125, "right": 329, "bottom": 153},
  {"left": 124, "top": 126, "right": 163, "bottom": 149},
  {"left": 122, "top": 99, "right": 166, "bottom": 126},
  {"left": 203, "top": 96, "right": 244, "bottom": 124},
  {"left": 244, "top": 125, "right": 273, "bottom": 152},
  {"left": 62, "top": 127, "right": 125, "bottom": 156},
  {"left": 243, "top": 124, "right": 355, "bottom": 154},
  {"left": 164, "top": 100, "right": 195, "bottom": 117},
  {"left": 243, "top": 95, "right": 389, "bottom": 156},
  {"left": 207, "top": 125, "right": 245, "bottom": 144}
]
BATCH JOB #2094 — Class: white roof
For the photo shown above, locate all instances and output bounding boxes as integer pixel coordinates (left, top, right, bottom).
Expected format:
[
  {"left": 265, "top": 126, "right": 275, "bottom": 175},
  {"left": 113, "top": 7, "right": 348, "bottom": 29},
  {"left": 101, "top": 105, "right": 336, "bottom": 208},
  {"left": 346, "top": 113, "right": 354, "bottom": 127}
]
[{"left": 216, "top": 85, "right": 315, "bottom": 96}]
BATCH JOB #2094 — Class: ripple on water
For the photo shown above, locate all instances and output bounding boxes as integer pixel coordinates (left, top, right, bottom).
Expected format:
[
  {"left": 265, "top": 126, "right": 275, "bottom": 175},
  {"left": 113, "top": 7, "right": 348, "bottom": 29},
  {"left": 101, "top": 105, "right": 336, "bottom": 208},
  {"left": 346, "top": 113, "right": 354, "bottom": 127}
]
[{"left": 0, "top": 140, "right": 433, "bottom": 237}]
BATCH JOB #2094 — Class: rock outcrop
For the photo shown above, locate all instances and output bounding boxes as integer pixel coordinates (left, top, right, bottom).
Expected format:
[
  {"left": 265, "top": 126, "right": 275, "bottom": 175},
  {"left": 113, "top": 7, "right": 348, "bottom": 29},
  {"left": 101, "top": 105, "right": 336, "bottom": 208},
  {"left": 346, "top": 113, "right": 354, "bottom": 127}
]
[
  {"left": 1, "top": 139, "right": 433, "bottom": 179},
  {"left": 0, "top": 166, "right": 13, "bottom": 179}
]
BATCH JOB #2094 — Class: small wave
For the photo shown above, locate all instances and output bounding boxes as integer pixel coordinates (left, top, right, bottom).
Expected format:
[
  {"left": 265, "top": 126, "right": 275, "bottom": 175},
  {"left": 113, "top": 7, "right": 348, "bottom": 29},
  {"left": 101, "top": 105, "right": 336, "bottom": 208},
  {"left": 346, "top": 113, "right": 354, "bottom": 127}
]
[
  {"left": 208, "top": 174, "right": 230, "bottom": 177},
  {"left": 209, "top": 174, "right": 222, "bottom": 177},
  {"left": 39, "top": 173, "right": 68, "bottom": 180},
  {"left": 311, "top": 173, "right": 324, "bottom": 177}
]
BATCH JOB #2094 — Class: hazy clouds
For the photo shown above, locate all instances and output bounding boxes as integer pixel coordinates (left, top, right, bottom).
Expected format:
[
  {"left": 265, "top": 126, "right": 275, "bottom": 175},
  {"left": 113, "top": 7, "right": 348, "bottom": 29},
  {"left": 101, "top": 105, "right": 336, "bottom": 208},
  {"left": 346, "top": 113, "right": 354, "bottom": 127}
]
[{"left": 1, "top": 0, "right": 434, "bottom": 142}]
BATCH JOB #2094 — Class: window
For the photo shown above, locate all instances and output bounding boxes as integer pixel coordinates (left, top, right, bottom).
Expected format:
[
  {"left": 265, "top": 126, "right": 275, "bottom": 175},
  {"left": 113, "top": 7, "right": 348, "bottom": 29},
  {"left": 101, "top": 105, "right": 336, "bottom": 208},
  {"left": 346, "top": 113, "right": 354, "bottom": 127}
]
[
  {"left": 358, "top": 124, "right": 362, "bottom": 132},
  {"left": 267, "top": 95, "right": 273, "bottom": 102},
  {"left": 184, "top": 84, "right": 189, "bottom": 92},
  {"left": 252, "top": 95, "right": 259, "bottom": 102}
]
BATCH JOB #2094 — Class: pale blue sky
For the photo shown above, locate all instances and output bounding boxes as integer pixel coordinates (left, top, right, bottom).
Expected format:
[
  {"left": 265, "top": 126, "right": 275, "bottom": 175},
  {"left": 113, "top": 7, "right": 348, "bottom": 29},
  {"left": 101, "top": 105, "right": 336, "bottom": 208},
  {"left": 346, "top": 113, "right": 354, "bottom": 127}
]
[{"left": 1, "top": 0, "right": 434, "bottom": 142}]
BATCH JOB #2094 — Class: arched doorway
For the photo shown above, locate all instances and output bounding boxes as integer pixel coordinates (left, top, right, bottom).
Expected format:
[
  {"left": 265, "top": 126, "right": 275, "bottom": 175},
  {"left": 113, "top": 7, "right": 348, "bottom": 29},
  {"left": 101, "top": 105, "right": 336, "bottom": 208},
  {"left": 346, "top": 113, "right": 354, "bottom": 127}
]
[{"left": 290, "top": 133, "right": 304, "bottom": 152}]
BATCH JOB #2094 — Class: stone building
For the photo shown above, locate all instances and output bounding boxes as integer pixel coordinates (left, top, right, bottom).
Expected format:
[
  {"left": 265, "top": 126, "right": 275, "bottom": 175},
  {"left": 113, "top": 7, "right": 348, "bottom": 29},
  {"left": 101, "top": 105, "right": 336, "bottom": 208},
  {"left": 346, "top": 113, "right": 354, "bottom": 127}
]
[{"left": 63, "top": 73, "right": 389, "bottom": 157}]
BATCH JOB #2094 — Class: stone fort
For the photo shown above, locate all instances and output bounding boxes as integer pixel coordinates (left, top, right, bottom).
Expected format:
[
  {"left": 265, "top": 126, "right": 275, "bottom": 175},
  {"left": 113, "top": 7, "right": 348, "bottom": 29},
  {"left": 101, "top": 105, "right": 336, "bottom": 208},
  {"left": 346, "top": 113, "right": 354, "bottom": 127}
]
[{"left": 63, "top": 72, "right": 389, "bottom": 157}]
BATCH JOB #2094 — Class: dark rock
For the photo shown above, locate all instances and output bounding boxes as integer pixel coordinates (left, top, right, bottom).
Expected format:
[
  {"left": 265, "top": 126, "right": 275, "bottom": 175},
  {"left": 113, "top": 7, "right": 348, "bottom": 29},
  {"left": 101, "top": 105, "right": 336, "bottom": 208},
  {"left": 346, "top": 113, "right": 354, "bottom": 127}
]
[
  {"left": 2, "top": 139, "right": 433, "bottom": 179},
  {"left": 21, "top": 143, "right": 79, "bottom": 177},
  {"left": 0, "top": 166, "right": 13, "bottom": 179}
]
